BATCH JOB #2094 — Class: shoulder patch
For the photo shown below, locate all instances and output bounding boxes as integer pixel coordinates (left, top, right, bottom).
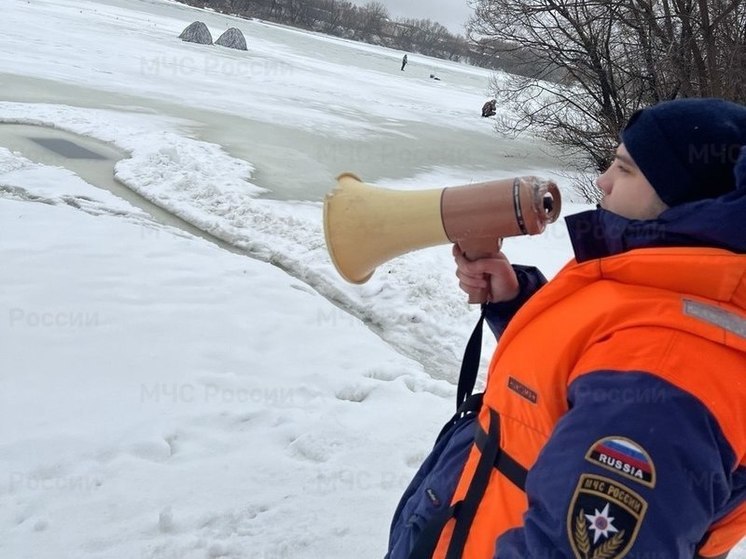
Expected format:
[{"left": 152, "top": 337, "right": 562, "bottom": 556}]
[
  {"left": 567, "top": 473, "right": 648, "bottom": 559},
  {"left": 585, "top": 437, "right": 656, "bottom": 487}
]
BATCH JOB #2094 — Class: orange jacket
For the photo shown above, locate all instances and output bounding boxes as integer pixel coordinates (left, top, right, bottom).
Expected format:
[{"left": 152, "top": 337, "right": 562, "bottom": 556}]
[{"left": 433, "top": 247, "right": 746, "bottom": 558}]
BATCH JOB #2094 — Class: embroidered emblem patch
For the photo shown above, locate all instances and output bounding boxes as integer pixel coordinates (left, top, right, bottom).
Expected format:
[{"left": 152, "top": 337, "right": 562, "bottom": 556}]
[
  {"left": 585, "top": 437, "right": 656, "bottom": 487},
  {"left": 567, "top": 474, "right": 647, "bottom": 559}
]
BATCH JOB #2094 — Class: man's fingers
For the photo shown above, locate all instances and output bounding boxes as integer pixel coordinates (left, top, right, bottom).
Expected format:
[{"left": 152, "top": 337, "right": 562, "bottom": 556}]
[
  {"left": 452, "top": 243, "right": 518, "bottom": 302},
  {"left": 456, "top": 269, "right": 489, "bottom": 289},
  {"left": 463, "top": 256, "right": 511, "bottom": 277}
]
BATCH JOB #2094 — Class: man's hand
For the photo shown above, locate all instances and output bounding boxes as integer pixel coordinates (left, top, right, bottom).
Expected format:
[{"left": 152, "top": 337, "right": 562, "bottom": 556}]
[{"left": 452, "top": 243, "right": 520, "bottom": 303}]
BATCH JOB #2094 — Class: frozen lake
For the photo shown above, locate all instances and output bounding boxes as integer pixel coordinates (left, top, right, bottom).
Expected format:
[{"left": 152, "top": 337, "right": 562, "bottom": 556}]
[
  {"left": 0, "top": 0, "right": 562, "bottom": 202},
  {"left": 0, "top": 0, "right": 579, "bottom": 388}
]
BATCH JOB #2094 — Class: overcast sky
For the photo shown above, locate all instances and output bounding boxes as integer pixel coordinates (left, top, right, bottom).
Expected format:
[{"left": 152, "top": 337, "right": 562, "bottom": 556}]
[{"left": 352, "top": 0, "right": 473, "bottom": 35}]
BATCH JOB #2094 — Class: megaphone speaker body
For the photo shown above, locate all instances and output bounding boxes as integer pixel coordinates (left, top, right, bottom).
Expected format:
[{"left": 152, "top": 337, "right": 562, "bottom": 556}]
[
  {"left": 324, "top": 173, "right": 561, "bottom": 287},
  {"left": 324, "top": 173, "right": 449, "bottom": 284}
]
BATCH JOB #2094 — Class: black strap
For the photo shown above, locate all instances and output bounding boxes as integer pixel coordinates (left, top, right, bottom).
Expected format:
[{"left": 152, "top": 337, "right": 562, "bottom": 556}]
[
  {"left": 456, "top": 306, "right": 486, "bottom": 410},
  {"left": 435, "top": 393, "right": 483, "bottom": 444},
  {"left": 407, "top": 412, "right": 501, "bottom": 559},
  {"left": 459, "top": 305, "right": 528, "bottom": 496},
  {"left": 474, "top": 422, "right": 528, "bottom": 492},
  {"left": 406, "top": 503, "right": 460, "bottom": 559},
  {"left": 445, "top": 409, "right": 500, "bottom": 559},
  {"left": 407, "top": 312, "right": 527, "bottom": 559},
  {"left": 495, "top": 450, "right": 527, "bottom": 491}
]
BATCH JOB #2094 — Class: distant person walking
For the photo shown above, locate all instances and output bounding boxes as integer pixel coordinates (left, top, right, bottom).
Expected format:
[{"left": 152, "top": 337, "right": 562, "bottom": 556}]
[{"left": 401, "top": 54, "right": 408, "bottom": 71}]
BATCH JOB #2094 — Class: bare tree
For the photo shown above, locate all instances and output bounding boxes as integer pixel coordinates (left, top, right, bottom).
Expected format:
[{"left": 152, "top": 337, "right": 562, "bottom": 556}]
[
  {"left": 316, "top": 0, "right": 353, "bottom": 35},
  {"left": 389, "top": 18, "right": 419, "bottom": 51},
  {"left": 284, "top": 0, "right": 316, "bottom": 28},
  {"left": 352, "top": 1, "right": 389, "bottom": 42},
  {"left": 468, "top": 0, "right": 746, "bottom": 200},
  {"left": 414, "top": 20, "right": 452, "bottom": 57}
]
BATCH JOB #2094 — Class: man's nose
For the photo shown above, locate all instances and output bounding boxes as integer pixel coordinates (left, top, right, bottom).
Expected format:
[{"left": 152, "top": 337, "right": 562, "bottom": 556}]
[{"left": 596, "top": 172, "right": 612, "bottom": 195}]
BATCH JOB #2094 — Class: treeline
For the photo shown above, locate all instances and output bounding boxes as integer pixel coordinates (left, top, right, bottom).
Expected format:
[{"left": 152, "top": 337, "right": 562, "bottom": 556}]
[{"left": 172, "top": 0, "right": 547, "bottom": 77}]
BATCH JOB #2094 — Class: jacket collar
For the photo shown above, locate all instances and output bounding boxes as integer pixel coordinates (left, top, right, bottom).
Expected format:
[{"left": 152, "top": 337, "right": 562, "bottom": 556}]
[{"left": 565, "top": 189, "right": 746, "bottom": 263}]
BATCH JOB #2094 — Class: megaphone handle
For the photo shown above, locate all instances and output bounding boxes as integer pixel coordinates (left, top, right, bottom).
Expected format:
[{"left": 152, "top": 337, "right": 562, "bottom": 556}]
[{"left": 459, "top": 237, "right": 503, "bottom": 304}]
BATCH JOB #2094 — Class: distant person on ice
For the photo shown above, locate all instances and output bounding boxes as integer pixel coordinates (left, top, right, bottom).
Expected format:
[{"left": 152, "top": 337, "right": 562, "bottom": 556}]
[
  {"left": 401, "top": 54, "right": 408, "bottom": 71},
  {"left": 482, "top": 99, "right": 497, "bottom": 117}
]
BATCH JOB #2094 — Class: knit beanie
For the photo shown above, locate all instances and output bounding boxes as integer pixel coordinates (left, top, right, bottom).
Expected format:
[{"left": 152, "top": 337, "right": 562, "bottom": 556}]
[
  {"left": 621, "top": 98, "right": 746, "bottom": 206},
  {"left": 737, "top": 146, "right": 746, "bottom": 191}
]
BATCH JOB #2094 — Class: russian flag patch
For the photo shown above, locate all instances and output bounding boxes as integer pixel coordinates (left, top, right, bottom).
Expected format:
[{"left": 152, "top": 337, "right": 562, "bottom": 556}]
[{"left": 585, "top": 437, "right": 656, "bottom": 487}]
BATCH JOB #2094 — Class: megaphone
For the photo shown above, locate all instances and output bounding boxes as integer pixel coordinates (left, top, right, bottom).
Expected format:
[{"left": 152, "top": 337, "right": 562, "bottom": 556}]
[{"left": 323, "top": 173, "right": 561, "bottom": 302}]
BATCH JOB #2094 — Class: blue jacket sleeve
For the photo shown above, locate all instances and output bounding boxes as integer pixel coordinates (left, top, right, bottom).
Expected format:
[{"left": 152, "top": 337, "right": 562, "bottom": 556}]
[
  {"left": 494, "top": 371, "right": 742, "bottom": 558},
  {"left": 484, "top": 265, "right": 547, "bottom": 339}
]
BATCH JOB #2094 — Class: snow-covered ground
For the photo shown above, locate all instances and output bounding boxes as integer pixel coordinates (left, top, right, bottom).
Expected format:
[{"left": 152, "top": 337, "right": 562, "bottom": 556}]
[
  {"left": 0, "top": 171, "right": 456, "bottom": 559},
  {"left": 1, "top": 0, "right": 742, "bottom": 558}
]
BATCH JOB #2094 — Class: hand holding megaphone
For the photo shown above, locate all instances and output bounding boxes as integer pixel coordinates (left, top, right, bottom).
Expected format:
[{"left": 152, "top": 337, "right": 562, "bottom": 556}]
[{"left": 323, "top": 173, "right": 561, "bottom": 303}]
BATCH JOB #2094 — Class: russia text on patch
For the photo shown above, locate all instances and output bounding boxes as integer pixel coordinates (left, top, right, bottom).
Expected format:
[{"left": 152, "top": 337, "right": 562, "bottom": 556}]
[{"left": 585, "top": 436, "right": 656, "bottom": 487}]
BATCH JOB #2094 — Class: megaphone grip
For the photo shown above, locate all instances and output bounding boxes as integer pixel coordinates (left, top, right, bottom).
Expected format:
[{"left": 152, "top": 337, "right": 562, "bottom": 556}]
[{"left": 460, "top": 237, "right": 503, "bottom": 304}]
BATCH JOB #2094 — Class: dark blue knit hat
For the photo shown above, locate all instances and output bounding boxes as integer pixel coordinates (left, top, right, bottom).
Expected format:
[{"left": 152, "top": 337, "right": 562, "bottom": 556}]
[
  {"left": 621, "top": 98, "right": 746, "bottom": 206},
  {"left": 737, "top": 146, "right": 746, "bottom": 191}
]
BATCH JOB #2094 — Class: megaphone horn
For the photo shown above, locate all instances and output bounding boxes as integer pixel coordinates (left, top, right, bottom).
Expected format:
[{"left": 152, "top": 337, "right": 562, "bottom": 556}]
[{"left": 323, "top": 173, "right": 561, "bottom": 295}]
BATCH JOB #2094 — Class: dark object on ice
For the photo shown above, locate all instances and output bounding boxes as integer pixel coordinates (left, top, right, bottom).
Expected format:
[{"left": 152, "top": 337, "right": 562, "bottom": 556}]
[
  {"left": 216, "top": 28, "right": 247, "bottom": 50},
  {"left": 429, "top": 73, "right": 441, "bottom": 81},
  {"left": 482, "top": 99, "right": 497, "bottom": 117},
  {"left": 179, "top": 21, "right": 213, "bottom": 45},
  {"left": 30, "top": 137, "right": 106, "bottom": 160}
]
